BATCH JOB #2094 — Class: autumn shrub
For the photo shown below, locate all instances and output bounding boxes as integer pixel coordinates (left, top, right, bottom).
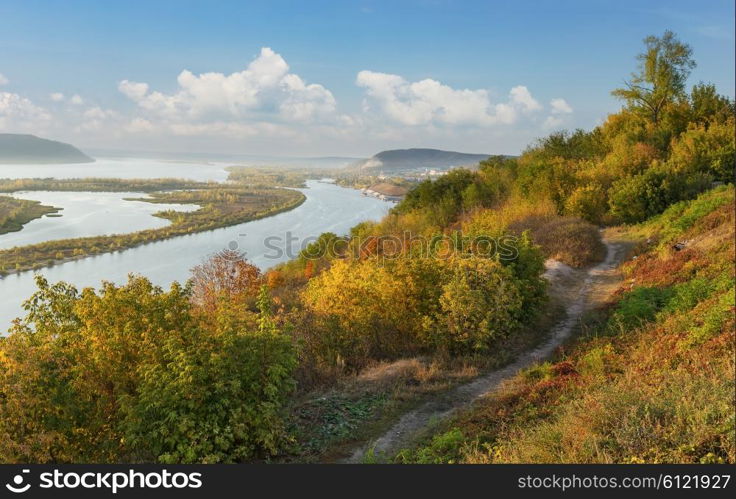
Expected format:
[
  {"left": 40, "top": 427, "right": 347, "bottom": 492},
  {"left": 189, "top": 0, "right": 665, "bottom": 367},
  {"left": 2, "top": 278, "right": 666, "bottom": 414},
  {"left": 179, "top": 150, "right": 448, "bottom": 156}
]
[
  {"left": 0, "top": 276, "right": 296, "bottom": 463},
  {"left": 508, "top": 215, "right": 605, "bottom": 267},
  {"left": 301, "top": 257, "right": 446, "bottom": 370},
  {"left": 301, "top": 232, "right": 546, "bottom": 370},
  {"left": 190, "top": 249, "right": 262, "bottom": 309},
  {"left": 668, "top": 117, "right": 736, "bottom": 182},
  {"left": 128, "top": 287, "right": 296, "bottom": 463},
  {"left": 563, "top": 183, "right": 609, "bottom": 224},
  {"left": 427, "top": 257, "right": 524, "bottom": 354}
]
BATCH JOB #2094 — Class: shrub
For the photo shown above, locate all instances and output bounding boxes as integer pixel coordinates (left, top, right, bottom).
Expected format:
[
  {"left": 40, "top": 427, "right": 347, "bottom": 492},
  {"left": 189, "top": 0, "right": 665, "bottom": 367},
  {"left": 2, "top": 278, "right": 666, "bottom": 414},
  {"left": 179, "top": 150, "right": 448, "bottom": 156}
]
[
  {"left": 431, "top": 258, "right": 523, "bottom": 353},
  {"left": 0, "top": 276, "right": 296, "bottom": 463},
  {"left": 508, "top": 215, "right": 606, "bottom": 267},
  {"left": 302, "top": 235, "right": 546, "bottom": 366},
  {"left": 564, "top": 183, "right": 609, "bottom": 224},
  {"left": 668, "top": 118, "right": 736, "bottom": 182},
  {"left": 302, "top": 257, "right": 446, "bottom": 369},
  {"left": 608, "top": 167, "right": 712, "bottom": 223}
]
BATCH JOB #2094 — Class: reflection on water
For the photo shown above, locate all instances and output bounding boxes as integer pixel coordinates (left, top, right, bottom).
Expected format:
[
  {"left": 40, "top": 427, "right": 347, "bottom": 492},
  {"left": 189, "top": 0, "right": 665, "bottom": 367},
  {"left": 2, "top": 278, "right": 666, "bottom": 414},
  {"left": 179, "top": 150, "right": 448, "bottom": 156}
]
[
  {"left": 0, "top": 180, "right": 391, "bottom": 332},
  {"left": 0, "top": 191, "right": 199, "bottom": 249}
]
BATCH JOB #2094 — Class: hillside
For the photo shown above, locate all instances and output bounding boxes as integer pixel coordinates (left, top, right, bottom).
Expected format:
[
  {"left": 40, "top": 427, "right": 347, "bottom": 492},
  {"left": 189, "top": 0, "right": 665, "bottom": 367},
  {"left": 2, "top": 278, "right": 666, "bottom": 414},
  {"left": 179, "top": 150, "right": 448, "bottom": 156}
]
[
  {"left": 0, "top": 31, "right": 733, "bottom": 465},
  {"left": 0, "top": 134, "right": 94, "bottom": 164},
  {"left": 397, "top": 186, "right": 735, "bottom": 464},
  {"left": 352, "top": 148, "right": 492, "bottom": 172}
]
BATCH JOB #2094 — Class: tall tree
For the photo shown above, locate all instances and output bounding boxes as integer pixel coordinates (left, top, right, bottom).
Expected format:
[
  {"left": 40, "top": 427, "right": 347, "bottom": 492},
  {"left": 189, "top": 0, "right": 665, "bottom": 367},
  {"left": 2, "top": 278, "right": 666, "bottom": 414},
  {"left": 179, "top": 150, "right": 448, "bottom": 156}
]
[{"left": 612, "top": 30, "right": 696, "bottom": 125}]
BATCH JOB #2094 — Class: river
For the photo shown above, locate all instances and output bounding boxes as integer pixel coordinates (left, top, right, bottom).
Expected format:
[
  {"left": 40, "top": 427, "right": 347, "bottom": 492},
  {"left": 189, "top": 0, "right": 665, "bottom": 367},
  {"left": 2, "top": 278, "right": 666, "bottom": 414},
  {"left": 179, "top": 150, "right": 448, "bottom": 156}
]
[
  {"left": 0, "top": 180, "right": 391, "bottom": 332},
  {"left": 0, "top": 191, "right": 199, "bottom": 249}
]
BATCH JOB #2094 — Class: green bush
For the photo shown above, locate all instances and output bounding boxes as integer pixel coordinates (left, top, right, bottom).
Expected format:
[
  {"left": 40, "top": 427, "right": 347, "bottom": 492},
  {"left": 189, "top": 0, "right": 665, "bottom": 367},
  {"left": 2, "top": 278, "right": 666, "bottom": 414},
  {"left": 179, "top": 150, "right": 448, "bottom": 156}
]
[
  {"left": 608, "top": 167, "right": 712, "bottom": 223},
  {"left": 0, "top": 277, "right": 296, "bottom": 463},
  {"left": 433, "top": 258, "right": 523, "bottom": 353}
]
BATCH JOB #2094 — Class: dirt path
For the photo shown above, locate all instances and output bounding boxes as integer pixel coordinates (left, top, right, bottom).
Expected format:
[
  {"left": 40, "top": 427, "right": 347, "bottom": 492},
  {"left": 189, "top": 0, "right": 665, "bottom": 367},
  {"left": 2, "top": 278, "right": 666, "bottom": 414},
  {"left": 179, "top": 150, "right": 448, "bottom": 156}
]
[{"left": 343, "top": 234, "right": 628, "bottom": 463}]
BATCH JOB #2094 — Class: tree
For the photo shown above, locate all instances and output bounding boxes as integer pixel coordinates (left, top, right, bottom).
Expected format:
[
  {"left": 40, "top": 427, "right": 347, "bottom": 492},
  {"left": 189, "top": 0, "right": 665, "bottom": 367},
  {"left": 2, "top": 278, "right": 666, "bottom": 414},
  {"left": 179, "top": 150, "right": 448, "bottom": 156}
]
[
  {"left": 189, "top": 249, "right": 261, "bottom": 315},
  {"left": 612, "top": 31, "right": 696, "bottom": 125},
  {"left": 689, "top": 83, "right": 735, "bottom": 126}
]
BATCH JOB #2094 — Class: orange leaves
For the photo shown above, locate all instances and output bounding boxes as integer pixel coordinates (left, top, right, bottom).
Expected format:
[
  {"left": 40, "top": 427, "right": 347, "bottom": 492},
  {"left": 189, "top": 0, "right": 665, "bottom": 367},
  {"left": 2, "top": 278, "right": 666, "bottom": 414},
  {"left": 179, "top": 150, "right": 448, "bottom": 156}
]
[{"left": 190, "top": 249, "right": 262, "bottom": 316}]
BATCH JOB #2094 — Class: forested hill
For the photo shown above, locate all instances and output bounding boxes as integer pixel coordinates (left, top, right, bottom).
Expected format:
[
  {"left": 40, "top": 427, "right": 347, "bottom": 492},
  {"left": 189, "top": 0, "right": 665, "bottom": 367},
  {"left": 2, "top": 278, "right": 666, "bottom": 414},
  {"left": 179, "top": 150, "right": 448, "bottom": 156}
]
[
  {"left": 353, "top": 148, "right": 493, "bottom": 171},
  {"left": 0, "top": 134, "right": 94, "bottom": 164}
]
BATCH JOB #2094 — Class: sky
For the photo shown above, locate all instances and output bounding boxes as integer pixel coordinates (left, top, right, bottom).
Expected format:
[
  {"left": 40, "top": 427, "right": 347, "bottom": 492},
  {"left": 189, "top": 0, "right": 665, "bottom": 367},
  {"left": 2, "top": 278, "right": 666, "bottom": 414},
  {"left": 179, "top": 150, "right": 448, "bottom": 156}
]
[{"left": 0, "top": 0, "right": 733, "bottom": 158}]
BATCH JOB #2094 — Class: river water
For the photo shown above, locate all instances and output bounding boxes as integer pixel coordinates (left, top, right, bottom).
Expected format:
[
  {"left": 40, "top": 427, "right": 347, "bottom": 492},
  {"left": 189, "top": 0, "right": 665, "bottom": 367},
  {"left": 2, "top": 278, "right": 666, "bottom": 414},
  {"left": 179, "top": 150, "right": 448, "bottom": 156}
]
[
  {"left": 0, "top": 180, "right": 391, "bottom": 332},
  {"left": 0, "top": 191, "right": 199, "bottom": 249}
]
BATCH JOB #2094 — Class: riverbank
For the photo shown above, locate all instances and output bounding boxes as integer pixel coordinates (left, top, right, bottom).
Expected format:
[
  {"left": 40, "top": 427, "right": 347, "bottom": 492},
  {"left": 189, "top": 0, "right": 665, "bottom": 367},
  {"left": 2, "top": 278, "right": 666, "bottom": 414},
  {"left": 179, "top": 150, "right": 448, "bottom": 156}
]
[
  {"left": 0, "top": 186, "right": 305, "bottom": 275},
  {"left": 0, "top": 177, "right": 213, "bottom": 193},
  {"left": 0, "top": 180, "right": 392, "bottom": 332}
]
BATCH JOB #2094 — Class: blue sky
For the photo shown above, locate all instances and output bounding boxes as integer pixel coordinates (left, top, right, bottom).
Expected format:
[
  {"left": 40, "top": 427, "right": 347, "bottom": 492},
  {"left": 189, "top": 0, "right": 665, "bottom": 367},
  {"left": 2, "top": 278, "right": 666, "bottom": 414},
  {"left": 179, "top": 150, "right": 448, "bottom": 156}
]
[{"left": 0, "top": 0, "right": 733, "bottom": 157}]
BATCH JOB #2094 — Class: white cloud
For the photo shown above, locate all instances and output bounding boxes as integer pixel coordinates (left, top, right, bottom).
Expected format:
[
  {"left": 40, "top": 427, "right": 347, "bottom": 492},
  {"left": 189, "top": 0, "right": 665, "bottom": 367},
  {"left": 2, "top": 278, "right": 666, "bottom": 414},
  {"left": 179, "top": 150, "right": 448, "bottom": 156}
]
[
  {"left": 0, "top": 92, "right": 51, "bottom": 131},
  {"left": 0, "top": 48, "right": 577, "bottom": 155},
  {"left": 509, "top": 86, "right": 542, "bottom": 113},
  {"left": 542, "top": 98, "right": 573, "bottom": 129},
  {"left": 550, "top": 98, "right": 573, "bottom": 114},
  {"left": 543, "top": 116, "right": 564, "bottom": 129},
  {"left": 118, "top": 80, "right": 149, "bottom": 101},
  {"left": 119, "top": 47, "right": 338, "bottom": 131},
  {"left": 0, "top": 74, "right": 8, "bottom": 86},
  {"left": 356, "top": 71, "right": 543, "bottom": 127}
]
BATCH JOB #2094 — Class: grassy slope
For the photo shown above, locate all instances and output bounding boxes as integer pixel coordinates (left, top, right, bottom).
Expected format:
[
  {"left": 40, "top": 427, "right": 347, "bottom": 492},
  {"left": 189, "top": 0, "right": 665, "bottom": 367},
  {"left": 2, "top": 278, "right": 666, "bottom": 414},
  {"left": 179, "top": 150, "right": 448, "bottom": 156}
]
[{"left": 396, "top": 185, "right": 735, "bottom": 464}]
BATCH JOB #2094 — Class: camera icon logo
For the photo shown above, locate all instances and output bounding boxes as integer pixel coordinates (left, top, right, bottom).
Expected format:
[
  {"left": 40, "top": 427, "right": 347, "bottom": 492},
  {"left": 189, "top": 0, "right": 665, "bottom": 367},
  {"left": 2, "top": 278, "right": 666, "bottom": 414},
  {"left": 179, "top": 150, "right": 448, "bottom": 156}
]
[{"left": 5, "top": 469, "right": 31, "bottom": 494}]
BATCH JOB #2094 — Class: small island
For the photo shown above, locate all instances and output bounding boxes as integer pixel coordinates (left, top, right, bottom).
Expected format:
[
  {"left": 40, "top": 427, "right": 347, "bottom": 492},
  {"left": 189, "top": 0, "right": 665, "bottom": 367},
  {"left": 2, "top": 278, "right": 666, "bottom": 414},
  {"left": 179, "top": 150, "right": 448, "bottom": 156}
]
[
  {"left": 0, "top": 196, "right": 61, "bottom": 235},
  {"left": 0, "top": 176, "right": 306, "bottom": 275}
]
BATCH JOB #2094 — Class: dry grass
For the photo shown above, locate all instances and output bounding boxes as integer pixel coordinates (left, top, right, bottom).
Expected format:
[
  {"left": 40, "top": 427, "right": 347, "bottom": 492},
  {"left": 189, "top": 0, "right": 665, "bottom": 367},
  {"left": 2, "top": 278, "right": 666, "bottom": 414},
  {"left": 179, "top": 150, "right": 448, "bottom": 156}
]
[
  {"left": 508, "top": 215, "right": 606, "bottom": 267},
  {"left": 397, "top": 186, "right": 735, "bottom": 464}
]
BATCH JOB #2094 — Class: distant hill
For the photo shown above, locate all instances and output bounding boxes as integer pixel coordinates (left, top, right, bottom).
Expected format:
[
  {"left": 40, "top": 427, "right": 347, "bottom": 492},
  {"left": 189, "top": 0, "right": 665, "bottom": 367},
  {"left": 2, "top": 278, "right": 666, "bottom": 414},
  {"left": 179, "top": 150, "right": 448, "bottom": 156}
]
[
  {"left": 0, "top": 134, "right": 94, "bottom": 164},
  {"left": 351, "top": 148, "right": 491, "bottom": 172}
]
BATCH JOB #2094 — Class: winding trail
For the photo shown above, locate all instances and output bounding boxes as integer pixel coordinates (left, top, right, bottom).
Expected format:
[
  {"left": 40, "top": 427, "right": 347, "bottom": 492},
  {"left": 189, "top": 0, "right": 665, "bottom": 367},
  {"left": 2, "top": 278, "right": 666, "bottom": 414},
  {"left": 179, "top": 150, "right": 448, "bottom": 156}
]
[{"left": 344, "top": 235, "right": 627, "bottom": 463}]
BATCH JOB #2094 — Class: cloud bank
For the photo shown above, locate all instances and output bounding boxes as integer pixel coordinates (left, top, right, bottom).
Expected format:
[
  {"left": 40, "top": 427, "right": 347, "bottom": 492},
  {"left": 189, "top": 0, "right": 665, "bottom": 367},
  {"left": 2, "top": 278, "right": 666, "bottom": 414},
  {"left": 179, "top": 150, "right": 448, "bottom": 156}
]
[
  {"left": 356, "top": 71, "right": 544, "bottom": 126},
  {"left": 118, "top": 47, "right": 338, "bottom": 135},
  {"left": 1, "top": 47, "right": 573, "bottom": 154}
]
